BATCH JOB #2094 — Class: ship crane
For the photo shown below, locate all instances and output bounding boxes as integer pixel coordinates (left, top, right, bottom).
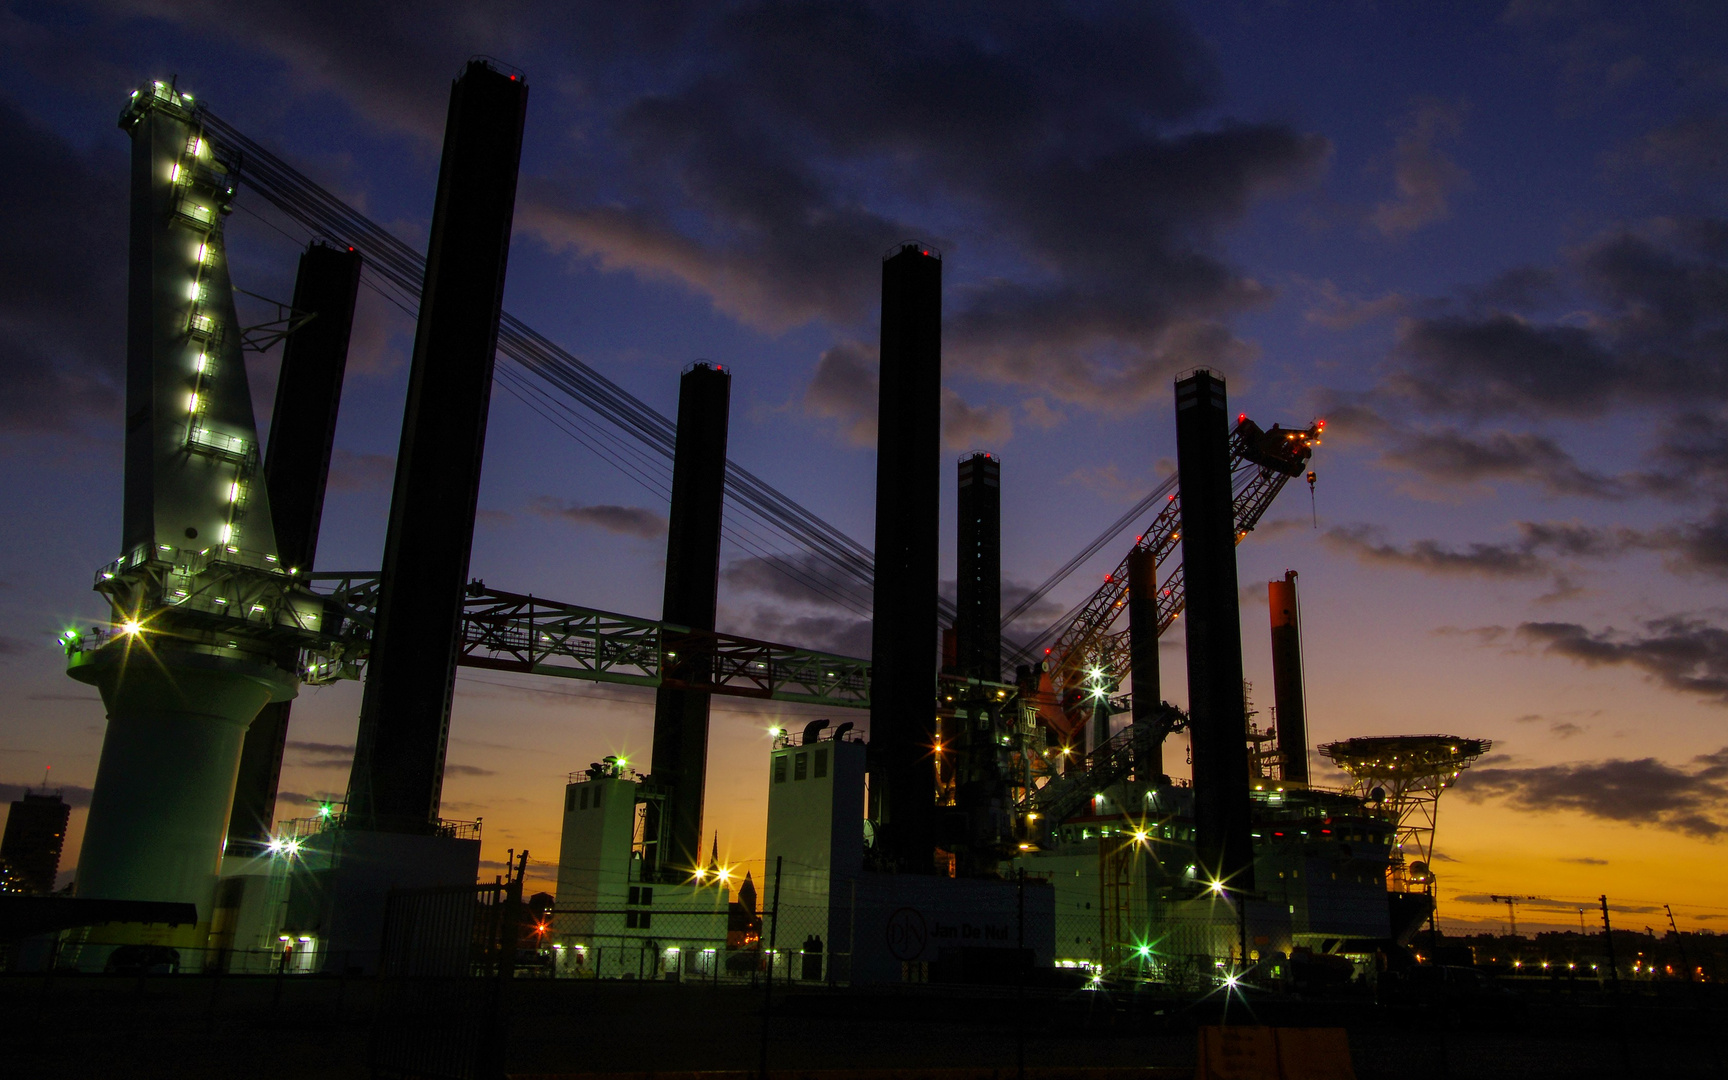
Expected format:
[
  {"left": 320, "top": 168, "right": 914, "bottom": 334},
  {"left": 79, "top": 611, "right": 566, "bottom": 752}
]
[
  {"left": 1491, "top": 893, "right": 1541, "bottom": 938},
  {"left": 1036, "top": 415, "right": 1323, "bottom": 733}
]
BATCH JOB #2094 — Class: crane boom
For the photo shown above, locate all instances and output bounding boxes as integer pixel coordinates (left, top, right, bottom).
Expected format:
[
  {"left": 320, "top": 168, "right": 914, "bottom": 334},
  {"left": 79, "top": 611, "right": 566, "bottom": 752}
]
[{"left": 1046, "top": 417, "right": 1321, "bottom": 719}]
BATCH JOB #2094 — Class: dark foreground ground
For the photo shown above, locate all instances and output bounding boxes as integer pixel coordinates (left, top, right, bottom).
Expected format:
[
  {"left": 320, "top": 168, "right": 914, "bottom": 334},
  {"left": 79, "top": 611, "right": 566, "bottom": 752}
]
[{"left": 1, "top": 972, "right": 1724, "bottom": 1079}]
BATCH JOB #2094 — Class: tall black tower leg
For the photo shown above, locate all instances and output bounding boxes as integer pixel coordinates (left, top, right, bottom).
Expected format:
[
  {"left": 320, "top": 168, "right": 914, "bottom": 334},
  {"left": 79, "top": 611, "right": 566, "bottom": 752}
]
[
  {"left": 346, "top": 62, "right": 528, "bottom": 833},
  {"left": 868, "top": 243, "right": 942, "bottom": 873},
  {"left": 228, "top": 242, "right": 362, "bottom": 853},
  {"left": 1175, "top": 370, "right": 1255, "bottom": 893},
  {"left": 648, "top": 362, "right": 731, "bottom": 877}
]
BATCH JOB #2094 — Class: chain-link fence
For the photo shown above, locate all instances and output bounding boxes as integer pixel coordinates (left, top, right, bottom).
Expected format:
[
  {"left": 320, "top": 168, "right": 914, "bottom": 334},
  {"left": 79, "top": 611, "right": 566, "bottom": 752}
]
[
  {"left": 537, "top": 900, "right": 848, "bottom": 987},
  {"left": 9, "top": 854, "right": 1728, "bottom": 1080}
]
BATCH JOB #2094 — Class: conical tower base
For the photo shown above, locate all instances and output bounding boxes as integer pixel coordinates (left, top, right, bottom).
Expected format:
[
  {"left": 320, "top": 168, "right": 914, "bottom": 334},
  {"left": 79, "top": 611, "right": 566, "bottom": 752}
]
[{"left": 69, "top": 639, "right": 293, "bottom": 964}]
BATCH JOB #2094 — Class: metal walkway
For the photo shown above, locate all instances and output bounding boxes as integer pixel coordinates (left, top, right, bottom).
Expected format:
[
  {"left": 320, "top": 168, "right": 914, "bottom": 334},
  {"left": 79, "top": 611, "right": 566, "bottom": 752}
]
[{"left": 307, "top": 574, "right": 870, "bottom": 709}]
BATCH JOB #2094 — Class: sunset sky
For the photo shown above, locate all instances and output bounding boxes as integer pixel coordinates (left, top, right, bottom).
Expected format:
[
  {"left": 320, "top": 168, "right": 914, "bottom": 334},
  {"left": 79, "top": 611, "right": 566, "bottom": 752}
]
[{"left": 2, "top": 1, "right": 1726, "bottom": 934}]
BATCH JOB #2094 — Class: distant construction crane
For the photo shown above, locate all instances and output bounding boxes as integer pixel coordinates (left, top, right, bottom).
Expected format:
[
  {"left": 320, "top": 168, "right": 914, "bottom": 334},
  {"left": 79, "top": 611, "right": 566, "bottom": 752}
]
[{"left": 1490, "top": 894, "right": 1539, "bottom": 938}]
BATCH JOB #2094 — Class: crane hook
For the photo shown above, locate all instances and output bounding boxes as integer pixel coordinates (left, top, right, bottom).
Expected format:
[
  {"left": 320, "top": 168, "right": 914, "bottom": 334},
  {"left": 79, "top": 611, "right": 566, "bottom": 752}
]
[{"left": 1307, "top": 470, "right": 1318, "bottom": 528}]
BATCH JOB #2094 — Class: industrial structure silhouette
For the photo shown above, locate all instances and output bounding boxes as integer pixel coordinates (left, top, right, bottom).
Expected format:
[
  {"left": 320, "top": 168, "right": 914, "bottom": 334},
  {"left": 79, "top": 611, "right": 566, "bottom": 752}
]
[{"left": 44, "top": 64, "right": 1488, "bottom": 1000}]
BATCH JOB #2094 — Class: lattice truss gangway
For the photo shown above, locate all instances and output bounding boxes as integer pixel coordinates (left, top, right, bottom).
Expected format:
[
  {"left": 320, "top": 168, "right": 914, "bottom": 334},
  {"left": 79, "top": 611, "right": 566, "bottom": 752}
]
[
  {"left": 1318, "top": 735, "right": 1491, "bottom": 892},
  {"left": 65, "top": 85, "right": 1320, "bottom": 768}
]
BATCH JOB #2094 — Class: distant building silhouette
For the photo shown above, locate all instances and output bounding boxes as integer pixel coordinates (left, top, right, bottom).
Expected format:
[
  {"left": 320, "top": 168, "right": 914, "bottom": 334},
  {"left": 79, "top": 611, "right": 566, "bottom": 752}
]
[
  {"left": 2, "top": 790, "right": 71, "bottom": 894},
  {"left": 727, "top": 871, "right": 761, "bottom": 948}
]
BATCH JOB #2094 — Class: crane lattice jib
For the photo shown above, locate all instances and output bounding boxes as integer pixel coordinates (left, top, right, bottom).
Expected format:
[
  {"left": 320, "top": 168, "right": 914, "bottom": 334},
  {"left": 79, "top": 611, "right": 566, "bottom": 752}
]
[{"left": 1048, "top": 419, "right": 1319, "bottom": 711}]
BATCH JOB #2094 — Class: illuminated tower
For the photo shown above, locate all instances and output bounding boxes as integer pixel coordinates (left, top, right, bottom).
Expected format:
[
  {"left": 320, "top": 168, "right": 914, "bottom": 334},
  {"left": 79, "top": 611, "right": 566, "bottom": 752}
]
[{"left": 65, "top": 82, "right": 318, "bottom": 943}]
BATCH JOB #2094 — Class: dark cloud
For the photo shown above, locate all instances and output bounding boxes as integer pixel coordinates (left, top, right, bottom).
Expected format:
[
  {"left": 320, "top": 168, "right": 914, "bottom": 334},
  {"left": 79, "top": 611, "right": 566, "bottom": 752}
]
[
  {"left": 722, "top": 553, "right": 871, "bottom": 613},
  {"left": 1464, "top": 265, "right": 1562, "bottom": 311},
  {"left": 522, "top": 3, "right": 1324, "bottom": 409},
  {"left": 1323, "top": 404, "right": 1728, "bottom": 580},
  {"left": 1457, "top": 747, "right": 1728, "bottom": 837},
  {"left": 1305, "top": 399, "right": 1391, "bottom": 449},
  {"left": 1380, "top": 428, "right": 1624, "bottom": 498},
  {"left": 326, "top": 450, "right": 396, "bottom": 493},
  {"left": 801, "top": 341, "right": 877, "bottom": 446},
  {"left": 1019, "top": 397, "right": 1064, "bottom": 431},
  {"left": 732, "top": 608, "right": 873, "bottom": 659},
  {"left": 1517, "top": 521, "right": 1630, "bottom": 557},
  {"left": 1000, "top": 578, "right": 1072, "bottom": 632},
  {"left": 1370, "top": 98, "right": 1472, "bottom": 238},
  {"left": 0, "top": 635, "right": 33, "bottom": 658},
  {"left": 1325, "top": 519, "right": 1643, "bottom": 585},
  {"left": 79, "top": 4, "right": 1329, "bottom": 412},
  {"left": 1386, "top": 220, "right": 1728, "bottom": 419},
  {"left": 1519, "top": 617, "right": 1728, "bottom": 702},
  {"left": 1064, "top": 463, "right": 1140, "bottom": 502},
  {"left": 341, "top": 291, "right": 414, "bottom": 378},
  {"left": 0, "top": 95, "right": 126, "bottom": 433},
  {"left": 1315, "top": 394, "right": 1657, "bottom": 502},
  {"left": 0, "top": 783, "right": 93, "bottom": 807},
  {"left": 286, "top": 740, "right": 353, "bottom": 755},
  {"left": 1562, "top": 856, "right": 1609, "bottom": 865},
  {"left": 528, "top": 497, "right": 667, "bottom": 539},
  {"left": 1392, "top": 313, "right": 1620, "bottom": 417},
  {"left": 97, "top": 0, "right": 499, "bottom": 139},
  {"left": 942, "top": 123, "right": 1325, "bottom": 410},
  {"left": 442, "top": 763, "right": 496, "bottom": 778},
  {"left": 1642, "top": 411, "right": 1728, "bottom": 500},
  {"left": 1301, "top": 280, "right": 1408, "bottom": 330},
  {"left": 1646, "top": 505, "right": 1728, "bottom": 577},
  {"left": 286, "top": 740, "right": 353, "bottom": 769},
  {"left": 1631, "top": 113, "right": 1728, "bottom": 191},
  {"left": 1694, "top": 747, "right": 1728, "bottom": 781},
  {"left": 942, "top": 389, "right": 1011, "bottom": 453},
  {"left": 1326, "top": 526, "right": 1543, "bottom": 577},
  {"left": 291, "top": 739, "right": 488, "bottom": 777}
]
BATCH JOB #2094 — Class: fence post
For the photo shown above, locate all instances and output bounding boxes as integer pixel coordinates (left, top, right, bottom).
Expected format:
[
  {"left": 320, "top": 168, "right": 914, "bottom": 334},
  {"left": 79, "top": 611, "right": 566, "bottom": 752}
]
[
  {"left": 847, "top": 878, "right": 857, "bottom": 988},
  {"left": 1601, "top": 895, "right": 1632, "bottom": 1074},
  {"left": 1017, "top": 868, "right": 1026, "bottom": 1080},
  {"left": 486, "top": 851, "right": 528, "bottom": 1080},
  {"left": 758, "top": 855, "right": 783, "bottom": 1080}
]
